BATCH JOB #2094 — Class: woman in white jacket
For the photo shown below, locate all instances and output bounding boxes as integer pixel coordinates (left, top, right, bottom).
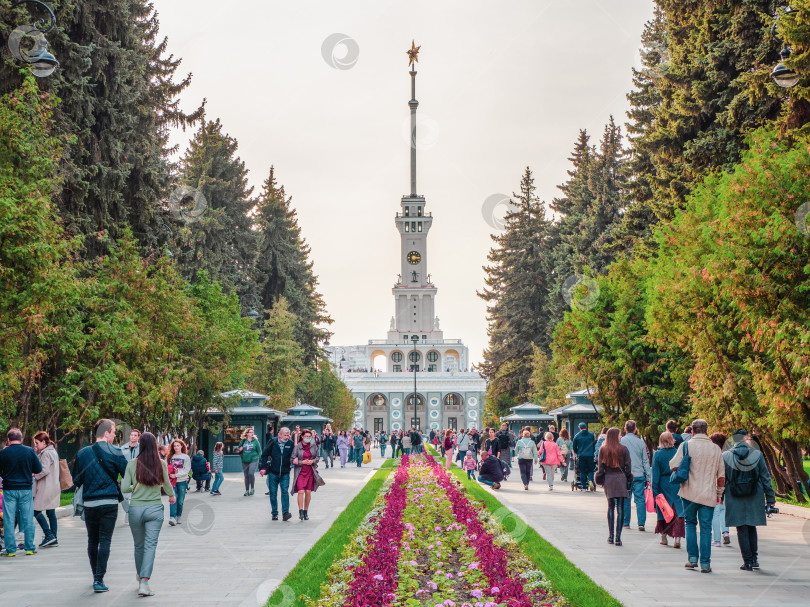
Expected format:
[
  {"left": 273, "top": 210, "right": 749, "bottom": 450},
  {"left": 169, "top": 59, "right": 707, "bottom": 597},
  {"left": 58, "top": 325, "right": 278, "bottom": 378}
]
[{"left": 33, "top": 431, "right": 61, "bottom": 547}]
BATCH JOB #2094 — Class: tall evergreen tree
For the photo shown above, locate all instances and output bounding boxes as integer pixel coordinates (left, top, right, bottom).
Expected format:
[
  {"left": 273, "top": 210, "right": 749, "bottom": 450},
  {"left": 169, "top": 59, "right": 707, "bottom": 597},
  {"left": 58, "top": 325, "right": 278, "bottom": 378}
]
[
  {"left": 173, "top": 118, "right": 258, "bottom": 303},
  {"left": 254, "top": 167, "right": 331, "bottom": 364}
]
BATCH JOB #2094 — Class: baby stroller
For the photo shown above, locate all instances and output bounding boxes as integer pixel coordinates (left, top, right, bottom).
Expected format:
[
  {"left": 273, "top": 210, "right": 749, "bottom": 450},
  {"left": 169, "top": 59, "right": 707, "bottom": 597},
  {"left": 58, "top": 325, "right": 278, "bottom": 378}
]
[{"left": 571, "top": 455, "right": 583, "bottom": 491}]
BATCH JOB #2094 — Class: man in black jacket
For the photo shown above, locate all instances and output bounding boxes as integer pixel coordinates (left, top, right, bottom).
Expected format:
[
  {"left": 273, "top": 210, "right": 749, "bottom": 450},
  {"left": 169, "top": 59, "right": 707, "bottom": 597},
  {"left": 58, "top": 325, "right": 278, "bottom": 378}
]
[
  {"left": 320, "top": 429, "right": 336, "bottom": 468},
  {"left": 478, "top": 451, "right": 504, "bottom": 489},
  {"left": 0, "top": 428, "right": 42, "bottom": 556},
  {"left": 495, "top": 423, "right": 513, "bottom": 468},
  {"left": 410, "top": 427, "right": 423, "bottom": 455},
  {"left": 259, "top": 427, "right": 294, "bottom": 521},
  {"left": 72, "top": 419, "right": 128, "bottom": 593}
]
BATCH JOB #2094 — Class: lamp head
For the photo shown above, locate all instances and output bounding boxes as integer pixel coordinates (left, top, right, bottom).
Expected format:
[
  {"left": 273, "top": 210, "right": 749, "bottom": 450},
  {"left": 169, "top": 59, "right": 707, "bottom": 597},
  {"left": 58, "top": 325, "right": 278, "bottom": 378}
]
[
  {"left": 411, "top": 335, "right": 419, "bottom": 344},
  {"left": 247, "top": 307, "right": 259, "bottom": 319},
  {"left": 772, "top": 47, "right": 800, "bottom": 88}
]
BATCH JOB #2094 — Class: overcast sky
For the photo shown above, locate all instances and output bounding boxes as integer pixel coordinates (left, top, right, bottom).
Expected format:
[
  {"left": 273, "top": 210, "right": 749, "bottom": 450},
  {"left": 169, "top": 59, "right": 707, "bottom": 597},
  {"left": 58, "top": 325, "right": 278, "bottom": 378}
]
[{"left": 155, "top": 0, "right": 655, "bottom": 365}]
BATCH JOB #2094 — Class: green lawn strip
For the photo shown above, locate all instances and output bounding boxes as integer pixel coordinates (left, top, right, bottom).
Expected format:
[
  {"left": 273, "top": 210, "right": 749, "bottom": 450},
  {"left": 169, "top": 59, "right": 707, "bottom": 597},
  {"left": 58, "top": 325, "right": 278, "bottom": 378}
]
[
  {"left": 425, "top": 445, "right": 621, "bottom": 607},
  {"left": 267, "top": 459, "right": 396, "bottom": 607},
  {"left": 60, "top": 491, "right": 74, "bottom": 507}
]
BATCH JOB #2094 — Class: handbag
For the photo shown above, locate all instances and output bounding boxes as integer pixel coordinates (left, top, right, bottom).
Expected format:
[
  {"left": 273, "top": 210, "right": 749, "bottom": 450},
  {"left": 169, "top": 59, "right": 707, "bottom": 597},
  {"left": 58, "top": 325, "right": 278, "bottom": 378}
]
[
  {"left": 538, "top": 443, "right": 547, "bottom": 463},
  {"left": 59, "top": 458, "right": 74, "bottom": 491},
  {"left": 655, "top": 493, "right": 675, "bottom": 523},
  {"left": 645, "top": 485, "right": 655, "bottom": 512},
  {"left": 362, "top": 451, "right": 371, "bottom": 464},
  {"left": 669, "top": 442, "right": 690, "bottom": 484},
  {"left": 72, "top": 485, "right": 85, "bottom": 519}
]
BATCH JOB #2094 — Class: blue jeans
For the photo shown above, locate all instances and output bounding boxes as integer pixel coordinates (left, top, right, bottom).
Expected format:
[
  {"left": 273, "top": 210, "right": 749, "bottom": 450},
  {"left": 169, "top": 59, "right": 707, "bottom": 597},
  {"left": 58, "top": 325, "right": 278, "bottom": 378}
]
[
  {"left": 2, "top": 489, "right": 35, "bottom": 553},
  {"left": 712, "top": 502, "right": 728, "bottom": 542},
  {"left": 356, "top": 450, "right": 363, "bottom": 466},
  {"left": 623, "top": 477, "right": 647, "bottom": 527},
  {"left": 34, "top": 509, "right": 57, "bottom": 539},
  {"left": 467, "top": 469, "right": 476, "bottom": 480},
  {"left": 170, "top": 481, "right": 187, "bottom": 519},
  {"left": 266, "top": 472, "right": 290, "bottom": 515},
  {"left": 381, "top": 444, "right": 387, "bottom": 458},
  {"left": 211, "top": 471, "right": 224, "bottom": 493},
  {"left": 682, "top": 498, "right": 714, "bottom": 568},
  {"left": 320, "top": 447, "right": 334, "bottom": 467}
]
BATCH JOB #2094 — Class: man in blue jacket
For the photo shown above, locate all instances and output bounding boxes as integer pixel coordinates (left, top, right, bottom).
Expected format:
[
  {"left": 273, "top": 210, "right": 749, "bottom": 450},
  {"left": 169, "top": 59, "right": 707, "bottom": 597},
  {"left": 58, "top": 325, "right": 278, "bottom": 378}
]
[
  {"left": 259, "top": 427, "right": 294, "bottom": 521},
  {"left": 573, "top": 422, "right": 596, "bottom": 491},
  {"left": 73, "top": 419, "right": 128, "bottom": 593},
  {"left": 620, "top": 420, "right": 652, "bottom": 530},
  {"left": 0, "top": 428, "right": 42, "bottom": 557}
]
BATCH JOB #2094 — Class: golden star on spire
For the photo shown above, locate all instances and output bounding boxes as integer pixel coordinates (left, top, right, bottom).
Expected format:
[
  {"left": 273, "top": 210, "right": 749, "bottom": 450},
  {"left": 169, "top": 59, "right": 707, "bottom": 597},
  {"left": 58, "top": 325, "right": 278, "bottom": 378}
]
[{"left": 407, "top": 40, "right": 421, "bottom": 67}]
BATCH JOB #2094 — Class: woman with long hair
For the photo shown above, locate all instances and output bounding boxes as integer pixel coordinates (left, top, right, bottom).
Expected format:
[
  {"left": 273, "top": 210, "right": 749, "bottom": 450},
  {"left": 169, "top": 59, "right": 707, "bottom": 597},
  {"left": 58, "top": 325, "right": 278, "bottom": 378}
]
[
  {"left": 167, "top": 439, "right": 190, "bottom": 526},
  {"left": 291, "top": 429, "right": 321, "bottom": 519},
  {"left": 210, "top": 442, "right": 224, "bottom": 495},
  {"left": 652, "top": 431, "right": 685, "bottom": 549},
  {"left": 595, "top": 427, "right": 633, "bottom": 546},
  {"left": 336, "top": 431, "right": 350, "bottom": 468},
  {"left": 443, "top": 430, "right": 455, "bottom": 470},
  {"left": 121, "top": 432, "right": 175, "bottom": 597},
  {"left": 33, "top": 431, "right": 60, "bottom": 547}
]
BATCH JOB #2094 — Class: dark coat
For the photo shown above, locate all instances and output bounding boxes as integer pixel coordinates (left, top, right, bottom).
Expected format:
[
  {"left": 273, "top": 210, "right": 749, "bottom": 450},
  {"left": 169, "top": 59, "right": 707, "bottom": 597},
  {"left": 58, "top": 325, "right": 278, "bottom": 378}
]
[
  {"left": 573, "top": 430, "right": 596, "bottom": 457},
  {"left": 651, "top": 446, "right": 684, "bottom": 520},
  {"left": 595, "top": 444, "right": 633, "bottom": 499},
  {"left": 190, "top": 454, "right": 209, "bottom": 475},
  {"left": 259, "top": 438, "right": 295, "bottom": 476},
  {"left": 723, "top": 442, "right": 775, "bottom": 527},
  {"left": 73, "top": 442, "right": 127, "bottom": 502},
  {"left": 484, "top": 438, "right": 500, "bottom": 458},
  {"left": 479, "top": 455, "right": 504, "bottom": 483}
]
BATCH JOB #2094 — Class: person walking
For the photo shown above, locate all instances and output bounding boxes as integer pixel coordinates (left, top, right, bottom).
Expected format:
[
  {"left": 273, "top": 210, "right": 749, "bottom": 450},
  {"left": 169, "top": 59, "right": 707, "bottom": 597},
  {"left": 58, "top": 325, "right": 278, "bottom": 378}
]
[
  {"left": 210, "top": 442, "right": 224, "bottom": 496},
  {"left": 120, "top": 432, "right": 175, "bottom": 597},
  {"left": 336, "top": 431, "right": 350, "bottom": 467},
  {"left": 378, "top": 430, "right": 388, "bottom": 459},
  {"left": 259, "top": 427, "right": 295, "bottom": 521},
  {"left": 515, "top": 430, "right": 538, "bottom": 490},
  {"left": 557, "top": 428, "right": 573, "bottom": 482},
  {"left": 595, "top": 428, "right": 633, "bottom": 546},
  {"left": 495, "top": 423, "right": 513, "bottom": 469},
  {"left": 120, "top": 429, "right": 140, "bottom": 525},
  {"left": 72, "top": 419, "right": 128, "bottom": 592},
  {"left": 236, "top": 428, "right": 261, "bottom": 496},
  {"left": 167, "top": 439, "right": 190, "bottom": 526},
  {"left": 709, "top": 432, "right": 730, "bottom": 546},
  {"left": 190, "top": 450, "right": 210, "bottom": 493},
  {"left": 363, "top": 431, "right": 372, "bottom": 461},
  {"left": 443, "top": 430, "right": 455, "bottom": 470},
  {"left": 410, "top": 427, "right": 423, "bottom": 455},
  {"left": 32, "top": 431, "right": 60, "bottom": 548},
  {"left": 291, "top": 429, "right": 321, "bottom": 520},
  {"left": 393, "top": 430, "right": 403, "bottom": 458},
  {"left": 484, "top": 428, "right": 500, "bottom": 461},
  {"left": 401, "top": 431, "right": 412, "bottom": 456},
  {"left": 573, "top": 422, "right": 596, "bottom": 491},
  {"left": 723, "top": 429, "right": 776, "bottom": 571},
  {"left": 352, "top": 431, "right": 365, "bottom": 467},
  {"left": 540, "top": 431, "right": 565, "bottom": 491},
  {"left": 652, "top": 432, "right": 684, "bottom": 549},
  {"left": 320, "top": 428, "right": 336, "bottom": 469},
  {"left": 478, "top": 451, "right": 504, "bottom": 489},
  {"left": 666, "top": 420, "right": 684, "bottom": 449},
  {"left": 620, "top": 420, "right": 652, "bottom": 531},
  {"left": 668, "top": 419, "right": 725, "bottom": 573},
  {"left": 457, "top": 429, "right": 471, "bottom": 464},
  {"left": 0, "top": 428, "right": 42, "bottom": 557}
]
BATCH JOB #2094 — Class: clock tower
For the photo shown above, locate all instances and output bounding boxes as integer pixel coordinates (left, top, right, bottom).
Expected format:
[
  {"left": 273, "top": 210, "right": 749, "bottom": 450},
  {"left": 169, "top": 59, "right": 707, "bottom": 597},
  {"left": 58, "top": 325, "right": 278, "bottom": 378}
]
[{"left": 389, "top": 42, "right": 442, "bottom": 341}]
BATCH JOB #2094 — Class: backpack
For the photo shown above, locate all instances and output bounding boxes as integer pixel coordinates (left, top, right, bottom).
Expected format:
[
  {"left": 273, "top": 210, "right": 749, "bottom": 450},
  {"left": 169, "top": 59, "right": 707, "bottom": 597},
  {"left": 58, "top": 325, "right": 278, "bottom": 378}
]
[
  {"left": 519, "top": 440, "right": 533, "bottom": 459},
  {"left": 560, "top": 442, "right": 569, "bottom": 457},
  {"left": 729, "top": 454, "right": 760, "bottom": 497}
]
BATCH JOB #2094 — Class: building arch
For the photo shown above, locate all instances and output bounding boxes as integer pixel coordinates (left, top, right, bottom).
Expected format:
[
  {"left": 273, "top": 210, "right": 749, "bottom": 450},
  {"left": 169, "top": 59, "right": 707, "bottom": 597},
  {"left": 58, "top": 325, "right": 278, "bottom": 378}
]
[
  {"left": 371, "top": 349, "right": 387, "bottom": 372},
  {"left": 443, "top": 392, "right": 463, "bottom": 410},
  {"left": 367, "top": 393, "right": 388, "bottom": 411}
]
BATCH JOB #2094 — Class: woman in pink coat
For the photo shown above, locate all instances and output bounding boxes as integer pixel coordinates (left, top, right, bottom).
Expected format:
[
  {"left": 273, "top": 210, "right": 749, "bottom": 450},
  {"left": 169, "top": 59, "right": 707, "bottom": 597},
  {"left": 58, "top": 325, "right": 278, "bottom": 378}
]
[{"left": 539, "top": 431, "right": 564, "bottom": 491}]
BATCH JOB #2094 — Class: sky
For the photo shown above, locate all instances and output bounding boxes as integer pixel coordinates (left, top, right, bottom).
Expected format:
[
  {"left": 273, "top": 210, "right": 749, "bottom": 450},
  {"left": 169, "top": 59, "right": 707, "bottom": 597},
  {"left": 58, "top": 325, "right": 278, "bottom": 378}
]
[{"left": 154, "top": 0, "right": 656, "bottom": 365}]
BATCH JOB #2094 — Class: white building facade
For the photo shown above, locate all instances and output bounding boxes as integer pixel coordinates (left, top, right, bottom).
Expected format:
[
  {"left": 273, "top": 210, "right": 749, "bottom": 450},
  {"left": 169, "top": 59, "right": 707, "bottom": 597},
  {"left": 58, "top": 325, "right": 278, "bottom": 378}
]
[{"left": 326, "top": 52, "right": 486, "bottom": 433}]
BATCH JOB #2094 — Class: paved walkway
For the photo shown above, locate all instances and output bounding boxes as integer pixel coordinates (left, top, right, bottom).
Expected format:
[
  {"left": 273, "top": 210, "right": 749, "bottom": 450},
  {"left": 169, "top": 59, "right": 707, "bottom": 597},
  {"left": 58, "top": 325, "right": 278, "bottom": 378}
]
[
  {"left": 0, "top": 463, "right": 377, "bottom": 606},
  {"left": 476, "top": 465, "right": 810, "bottom": 607}
]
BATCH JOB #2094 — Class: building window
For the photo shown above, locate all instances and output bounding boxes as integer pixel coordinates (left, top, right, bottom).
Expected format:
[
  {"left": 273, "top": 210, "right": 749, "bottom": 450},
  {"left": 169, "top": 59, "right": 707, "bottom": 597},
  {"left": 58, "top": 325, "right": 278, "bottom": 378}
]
[
  {"left": 409, "top": 351, "right": 420, "bottom": 363},
  {"left": 411, "top": 417, "right": 421, "bottom": 430},
  {"left": 427, "top": 351, "right": 439, "bottom": 362},
  {"left": 393, "top": 364, "right": 401, "bottom": 372},
  {"left": 404, "top": 207, "right": 410, "bottom": 217},
  {"left": 448, "top": 417, "right": 457, "bottom": 430},
  {"left": 417, "top": 206, "right": 423, "bottom": 217},
  {"left": 374, "top": 418, "right": 383, "bottom": 433},
  {"left": 417, "top": 222, "right": 423, "bottom": 232},
  {"left": 428, "top": 364, "right": 437, "bottom": 372},
  {"left": 223, "top": 425, "right": 256, "bottom": 456},
  {"left": 391, "top": 351, "right": 403, "bottom": 362},
  {"left": 405, "top": 223, "right": 410, "bottom": 232},
  {"left": 402, "top": 335, "right": 408, "bottom": 341},
  {"left": 411, "top": 221, "right": 416, "bottom": 232}
]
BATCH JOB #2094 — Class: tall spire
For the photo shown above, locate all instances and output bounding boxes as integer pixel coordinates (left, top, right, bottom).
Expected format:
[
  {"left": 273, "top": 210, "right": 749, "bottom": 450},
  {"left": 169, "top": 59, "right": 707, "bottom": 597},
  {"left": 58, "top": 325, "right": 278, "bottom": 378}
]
[{"left": 406, "top": 40, "right": 421, "bottom": 197}]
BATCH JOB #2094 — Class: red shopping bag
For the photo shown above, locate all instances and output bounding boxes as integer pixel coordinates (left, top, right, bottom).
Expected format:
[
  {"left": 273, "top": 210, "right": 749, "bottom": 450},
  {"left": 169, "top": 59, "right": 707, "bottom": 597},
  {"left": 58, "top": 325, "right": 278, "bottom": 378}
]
[
  {"left": 645, "top": 485, "right": 655, "bottom": 513},
  {"left": 655, "top": 493, "right": 674, "bottom": 522}
]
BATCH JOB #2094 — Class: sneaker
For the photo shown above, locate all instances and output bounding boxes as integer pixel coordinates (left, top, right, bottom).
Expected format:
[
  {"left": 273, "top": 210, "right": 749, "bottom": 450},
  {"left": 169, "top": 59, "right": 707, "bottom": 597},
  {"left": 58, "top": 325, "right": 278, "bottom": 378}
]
[
  {"left": 711, "top": 541, "right": 721, "bottom": 547},
  {"left": 492, "top": 482, "right": 501, "bottom": 490},
  {"left": 740, "top": 563, "right": 753, "bottom": 571},
  {"left": 176, "top": 517, "right": 181, "bottom": 525},
  {"left": 40, "top": 535, "right": 58, "bottom": 547},
  {"left": 0, "top": 550, "right": 16, "bottom": 558},
  {"left": 751, "top": 560, "right": 760, "bottom": 569},
  {"left": 138, "top": 580, "right": 154, "bottom": 596},
  {"left": 24, "top": 550, "right": 36, "bottom": 555},
  {"left": 638, "top": 525, "right": 645, "bottom": 532},
  {"left": 249, "top": 489, "right": 254, "bottom": 496},
  {"left": 684, "top": 562, "right": 698, "bottom": 569},
  {"left": 213, "top": 491, "right": 222, "bottom": 496},
  {"left": 244, "top": 491, "right": 250, "bottom": 496},
  {"left": 93, "top": 581, "right": 109, "bottom": 593},
  {"left": 168, "top": 517, "right": 176, "bottom": 526},
  {"left": 723, "top": 533, "right": 730, "bottom": 545},
  {"left": 282, "top": 512, "right": 292, "bottom": 522},
  {"left": 272, "top": 514, "right": 279, "bottom": 521},
  {"left": 700, "top": 567, "right": 712, "bottom": 573}
]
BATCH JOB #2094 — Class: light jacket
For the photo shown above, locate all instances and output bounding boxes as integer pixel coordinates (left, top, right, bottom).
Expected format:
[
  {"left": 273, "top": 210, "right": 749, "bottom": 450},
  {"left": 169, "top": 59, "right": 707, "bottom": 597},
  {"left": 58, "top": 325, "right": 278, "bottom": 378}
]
[
  {"left": 620, "top": 433, "right": 651, "bottom": 481},
  {"left": 33, "top": 444, "right": 60, "bottom": 511},
  {"left": 669, "top": 434, "right": 724, "bottom": 507},
  {"left": 515, "top": 437, "right": 539, "bottom": 461}
]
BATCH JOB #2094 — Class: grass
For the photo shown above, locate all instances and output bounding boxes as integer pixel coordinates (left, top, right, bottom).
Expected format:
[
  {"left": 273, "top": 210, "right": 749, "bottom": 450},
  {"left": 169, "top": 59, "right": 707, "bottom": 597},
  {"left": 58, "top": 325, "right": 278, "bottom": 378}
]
[
  {"left": 774, "top": 457, "right": 810, "bottom": 509},
  {"left": 425, "top": 445, "right": 621, "bottom": 607},
  {"left": 267, "top": 459, "right": 396, "bottom": 606},
  {"left": 60, "top": 491, "right": 74, "bottom": 507}
]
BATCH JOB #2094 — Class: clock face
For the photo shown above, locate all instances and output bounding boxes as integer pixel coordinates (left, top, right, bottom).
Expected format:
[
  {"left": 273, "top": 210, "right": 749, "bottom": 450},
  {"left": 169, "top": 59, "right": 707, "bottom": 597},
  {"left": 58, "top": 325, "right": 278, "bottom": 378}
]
[{"left": 407, "top": 251, "right": 421, "bottom": 265}]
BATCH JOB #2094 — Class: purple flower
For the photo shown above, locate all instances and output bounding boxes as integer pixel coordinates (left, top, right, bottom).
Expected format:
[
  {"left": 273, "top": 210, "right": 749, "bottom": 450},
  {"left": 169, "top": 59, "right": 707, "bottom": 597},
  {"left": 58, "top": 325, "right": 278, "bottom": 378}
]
[
  {"left": 490, "top": 587, "right": 500, "bottom": 595},
  {"left": 427, "top": 581, "right": 438, "bottom": 591},
  {"left": 444, "top": 601, "right": 457, "bottom": 606},
  {"left": 468, "top": 562, "right": 479, "bottom": 570},
  {"left": 470, "top": 589, "right": 483, "bottom": 599},
  {"left": 446, "top": 572, "right": 454, "bottom": 579},
  {"left": 373, "top": 574, "right": 384, "bottom": 581}
]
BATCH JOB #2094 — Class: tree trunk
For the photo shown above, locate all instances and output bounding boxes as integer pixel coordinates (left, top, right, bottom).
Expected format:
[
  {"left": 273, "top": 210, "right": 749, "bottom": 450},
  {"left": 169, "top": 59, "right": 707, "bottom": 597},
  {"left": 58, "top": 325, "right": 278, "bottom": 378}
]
[
  {"left": 781, "top": 439, "right": 807, "bottom": 503},
  {"left": 760, "top": 439, "right": 790, "bottom": 497}
]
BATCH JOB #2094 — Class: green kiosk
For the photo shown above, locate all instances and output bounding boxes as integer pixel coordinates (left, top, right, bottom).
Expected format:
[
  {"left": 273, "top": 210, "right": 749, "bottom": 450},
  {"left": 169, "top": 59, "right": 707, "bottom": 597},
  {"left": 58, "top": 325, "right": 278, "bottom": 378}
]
[
  {"left": 281, "top": 403, "right": 333, "bottom": 435},
  {"left": 548, "top": 388, "right": 603, "bottom": 436},
  {"left": 499, "top": 403, "right": 555, "bottom": 435}
]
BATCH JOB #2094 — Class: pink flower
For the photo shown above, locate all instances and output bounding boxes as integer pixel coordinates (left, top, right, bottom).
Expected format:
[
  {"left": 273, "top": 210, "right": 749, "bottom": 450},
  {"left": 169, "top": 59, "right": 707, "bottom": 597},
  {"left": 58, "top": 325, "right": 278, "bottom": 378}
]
[
  {"left": 373, "top": 574, "right": 384, "bottom": 581},
  {"left": 427, "top": 581, "right": 438, "bottom": 591},
  {"left": 446, "top": 573, "right": 454, "bottom": 579},
  {"left": 490, "top": 587, "right": 500, "bottom": 594}
]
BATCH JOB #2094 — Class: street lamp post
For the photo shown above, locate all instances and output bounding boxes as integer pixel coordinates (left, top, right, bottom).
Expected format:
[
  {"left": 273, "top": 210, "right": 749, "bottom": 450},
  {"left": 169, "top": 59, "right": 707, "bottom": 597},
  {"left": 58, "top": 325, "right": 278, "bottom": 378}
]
[
  {"left": 6, "top": 1, "right": 59, "bottom": 77},
  {"left": 411, "top": 334, "right": 419, "bottom": 432}
]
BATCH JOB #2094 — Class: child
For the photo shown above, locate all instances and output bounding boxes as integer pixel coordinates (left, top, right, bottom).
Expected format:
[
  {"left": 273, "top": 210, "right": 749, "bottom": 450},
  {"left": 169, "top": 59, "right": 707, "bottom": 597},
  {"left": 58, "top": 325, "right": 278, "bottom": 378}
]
[
  {"left": 463, "top": 452, "right": 477, "bottom": 480},
  {"left": 191, "top": 449, "right": 211, "bottom": 492},
  {"left": 210, "top": 442, "right": 224, "bottom": 496}
]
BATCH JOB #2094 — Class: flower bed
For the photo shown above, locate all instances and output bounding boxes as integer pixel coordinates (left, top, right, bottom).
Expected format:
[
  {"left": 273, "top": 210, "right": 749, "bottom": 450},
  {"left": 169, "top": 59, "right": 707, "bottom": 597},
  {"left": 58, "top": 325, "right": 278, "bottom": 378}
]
[{"left": 309, "top": 455, "right": 566, "bottom": 607}]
